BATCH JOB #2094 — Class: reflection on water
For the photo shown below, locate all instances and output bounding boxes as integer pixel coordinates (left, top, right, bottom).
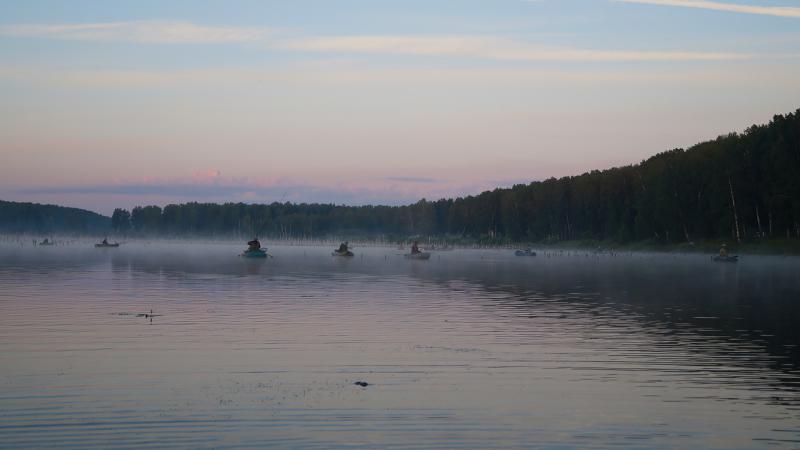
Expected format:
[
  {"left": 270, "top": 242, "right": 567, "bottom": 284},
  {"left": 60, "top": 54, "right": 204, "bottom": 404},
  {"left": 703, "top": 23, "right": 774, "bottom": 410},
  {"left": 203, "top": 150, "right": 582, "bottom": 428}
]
[{"left": 1, "top": 243, "right": 799, "bottom": 448}]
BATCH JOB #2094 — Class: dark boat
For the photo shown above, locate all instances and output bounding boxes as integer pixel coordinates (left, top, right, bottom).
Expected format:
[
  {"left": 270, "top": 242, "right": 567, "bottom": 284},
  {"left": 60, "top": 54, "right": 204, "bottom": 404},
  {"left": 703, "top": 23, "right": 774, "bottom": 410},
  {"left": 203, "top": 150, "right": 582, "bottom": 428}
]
[
  {"left": 404, "top": 252, "right": 431, "bottom": 260},
  {"left": 332, "top": 250, "right": 354, "bottom": 257},
  {"left": 515, "top": 249, "right": 536, "bottom": 257},
  {"left": 95, "top": 242, "right": 120, "bottom": 248},
  {"left": 712, "top": 255, "right": 738, "bottom": 262}
]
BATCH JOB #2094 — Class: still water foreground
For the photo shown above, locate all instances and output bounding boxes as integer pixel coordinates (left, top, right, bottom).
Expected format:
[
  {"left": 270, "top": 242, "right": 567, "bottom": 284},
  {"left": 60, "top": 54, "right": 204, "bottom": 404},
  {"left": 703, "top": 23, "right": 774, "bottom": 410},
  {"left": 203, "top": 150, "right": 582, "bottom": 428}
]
[{"left": 1, "top": 243, "right": 799, "bottom": 448}]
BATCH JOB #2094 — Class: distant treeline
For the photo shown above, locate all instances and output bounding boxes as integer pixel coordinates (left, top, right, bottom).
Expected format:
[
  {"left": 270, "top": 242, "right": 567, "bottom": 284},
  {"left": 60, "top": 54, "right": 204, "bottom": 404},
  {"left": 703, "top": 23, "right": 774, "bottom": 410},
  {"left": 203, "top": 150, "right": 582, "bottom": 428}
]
[
  {"left": 109, "top": 109, "right": 800, "bottom": 244},
  {"left": 4, "top": 109, "right": 798, "bottom": 244},
  {"left": 0, "top": 200, "right": 109, "bottom": 234}
]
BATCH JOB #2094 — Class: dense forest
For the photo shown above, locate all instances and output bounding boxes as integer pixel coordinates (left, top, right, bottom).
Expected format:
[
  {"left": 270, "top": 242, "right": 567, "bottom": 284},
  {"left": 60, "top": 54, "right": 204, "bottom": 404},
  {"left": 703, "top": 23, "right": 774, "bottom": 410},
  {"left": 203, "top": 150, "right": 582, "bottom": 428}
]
[
  {"left": 3, "top": 109, "right": 799, "bottom": 245},
  {"left": 105, "top": 109, "right": 799, "bottom": 245},
  {"left": 0, "top": 200, "right": 109, "bottom": 234}
]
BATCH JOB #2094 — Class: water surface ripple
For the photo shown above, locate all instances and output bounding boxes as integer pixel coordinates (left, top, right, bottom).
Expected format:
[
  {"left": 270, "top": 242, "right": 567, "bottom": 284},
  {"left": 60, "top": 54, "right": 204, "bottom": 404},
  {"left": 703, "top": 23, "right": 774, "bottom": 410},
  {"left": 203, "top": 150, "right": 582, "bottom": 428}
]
[{"left": 1, "top": 243, "right": 799, "bottom": 448}]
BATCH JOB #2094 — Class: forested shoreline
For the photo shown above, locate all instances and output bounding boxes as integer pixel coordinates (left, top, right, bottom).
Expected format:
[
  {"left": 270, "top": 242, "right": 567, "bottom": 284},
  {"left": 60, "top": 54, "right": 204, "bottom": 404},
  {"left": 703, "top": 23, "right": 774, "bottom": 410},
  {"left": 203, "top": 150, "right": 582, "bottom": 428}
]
[
  {"left": 4, "top": 109, "right": 799, "bottom": 247},
  {"left": 0, "top": 200, "right": 109, "bottom": 234},
  {"left": 111, "top": 110, "right": 800, "bottom": 245}
]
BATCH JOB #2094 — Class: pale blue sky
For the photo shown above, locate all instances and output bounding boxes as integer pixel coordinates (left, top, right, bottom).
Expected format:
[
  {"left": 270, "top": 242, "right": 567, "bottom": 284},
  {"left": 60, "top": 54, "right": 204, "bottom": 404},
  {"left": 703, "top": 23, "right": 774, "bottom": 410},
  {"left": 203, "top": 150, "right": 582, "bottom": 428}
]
[{"left": 1, "top": 0, "right": 799, "bottom": 214}]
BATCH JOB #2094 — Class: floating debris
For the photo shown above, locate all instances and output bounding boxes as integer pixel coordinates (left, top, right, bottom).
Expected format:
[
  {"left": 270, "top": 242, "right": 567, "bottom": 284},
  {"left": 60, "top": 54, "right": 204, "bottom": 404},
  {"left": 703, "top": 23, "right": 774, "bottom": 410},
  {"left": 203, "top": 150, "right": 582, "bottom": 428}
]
[
  {"left": 353, "top": 381, "right": 369, "bottom": 387},
  {"left": 136, "top": 310, "right": 162, "bottom": 318}
]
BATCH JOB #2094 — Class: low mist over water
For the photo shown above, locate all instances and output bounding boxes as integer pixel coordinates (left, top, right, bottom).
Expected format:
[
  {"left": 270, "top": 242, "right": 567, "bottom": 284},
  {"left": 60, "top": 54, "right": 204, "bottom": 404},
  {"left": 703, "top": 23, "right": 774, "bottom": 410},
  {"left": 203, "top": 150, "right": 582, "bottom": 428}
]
[{"left": 1, "top": 241, "right": 800, "bottom": 448}]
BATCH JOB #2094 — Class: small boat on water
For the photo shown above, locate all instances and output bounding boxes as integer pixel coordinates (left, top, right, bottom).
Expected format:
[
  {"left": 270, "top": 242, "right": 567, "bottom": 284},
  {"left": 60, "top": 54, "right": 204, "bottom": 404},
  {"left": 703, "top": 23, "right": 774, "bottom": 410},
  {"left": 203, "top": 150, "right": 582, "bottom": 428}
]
[
  {"left": 95, "top": 239, "right": 119, "bottom": 248},
  {"left": 332, "top": 242, "right": 354, "bottom": 257},
  {"left": 713, "top": 255, "right": 738, "bottom": 263},
  {"left": 404, "top": 252, "right": 431, "bottom": 260},
  {"left": 515, "top": 249, "right": 536, "bottom": 257},
  {"left": 241, "top": 237, "right": 268, "bottom": 258},
  {"left": 241, "top": 248, "right": 268, "bottom": 258},
  {"left": 38, "top": 239, "right": 55, "bottom": 246}
]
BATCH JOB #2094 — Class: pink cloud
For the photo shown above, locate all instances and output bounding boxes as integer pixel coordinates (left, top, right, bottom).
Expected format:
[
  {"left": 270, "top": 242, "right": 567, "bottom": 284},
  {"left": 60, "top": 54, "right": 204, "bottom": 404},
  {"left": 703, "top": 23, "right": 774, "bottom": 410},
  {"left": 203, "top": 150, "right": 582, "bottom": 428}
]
[{"left": 190, "top": 169, "right": 223, "bottom": 183}]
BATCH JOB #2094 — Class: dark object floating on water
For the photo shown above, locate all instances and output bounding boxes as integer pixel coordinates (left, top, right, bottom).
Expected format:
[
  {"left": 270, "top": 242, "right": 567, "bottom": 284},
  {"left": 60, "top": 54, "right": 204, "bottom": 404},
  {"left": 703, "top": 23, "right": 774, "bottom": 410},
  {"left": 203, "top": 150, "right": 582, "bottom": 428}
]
[
  {"left": 712, "top": 255, "right": 739, "bottom": 263},
  {"left": 354, "top": 381, "right": 369, "bottom": 387},
  {"left": 95, "top": 240, "right": 119, "bottom": 248},
  {"left": 404, "top": 252, "right": 431, "bottom": 260},
  {"left": 333, "top": 242, "right": 354, "bottom": 257},
  {"left": 135, "top": 309, "right": 161, "bottom": 319},
  {"left": 38, "top": 238, "right": 55, "bottom": 246},
  {"left": 241, "top": 237, "right": 269, "bottom": 258},
  {"left": 515, "top": 249, "right": 536, "bottom": 257}
]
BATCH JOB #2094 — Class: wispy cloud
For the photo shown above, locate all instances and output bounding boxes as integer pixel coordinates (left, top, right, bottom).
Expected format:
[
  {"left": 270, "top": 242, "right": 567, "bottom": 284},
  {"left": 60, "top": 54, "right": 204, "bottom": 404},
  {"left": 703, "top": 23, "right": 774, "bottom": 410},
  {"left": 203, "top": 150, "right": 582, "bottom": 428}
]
[
  {"left": 384, "top": 177, "right": 438, "bottom": 183},
  {"left": 0, "top": 19, "right": 748, "bottom": 61},
  {"left": 278, "top": 35, "right": 746, "bottom": 62},
  {"left": 0, "top": 20, "right": 270, "bottom": 43},
  {"left": 614, "top": 0, "right": 800, "bottom": 18}
]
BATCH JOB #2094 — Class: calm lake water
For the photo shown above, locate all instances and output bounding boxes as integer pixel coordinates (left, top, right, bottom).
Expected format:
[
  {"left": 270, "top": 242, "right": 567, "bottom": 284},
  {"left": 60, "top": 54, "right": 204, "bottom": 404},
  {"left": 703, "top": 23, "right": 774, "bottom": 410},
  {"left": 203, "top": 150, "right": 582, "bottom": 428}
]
[{"left": 1, "top": 242, "right": 800, "bottom": 448}]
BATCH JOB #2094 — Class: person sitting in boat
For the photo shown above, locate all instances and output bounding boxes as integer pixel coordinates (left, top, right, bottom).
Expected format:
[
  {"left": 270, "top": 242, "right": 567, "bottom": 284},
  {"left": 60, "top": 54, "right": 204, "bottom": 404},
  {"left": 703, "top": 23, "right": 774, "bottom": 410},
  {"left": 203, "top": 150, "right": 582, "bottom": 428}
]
[
  {"left": 719, "top": 243, "right": 728, "bottom": 258},
  {"left": 102, "top": 238, "right": 108, "bottom": 245},
  {"left": 337, "top": 242, "right": 349, "bottom": 253},
  {"left": 247, "top": 238, "right": 261, "bottom": 252},
  {"left": 411, "top": 241, "right": 421, "bottom": 254}
]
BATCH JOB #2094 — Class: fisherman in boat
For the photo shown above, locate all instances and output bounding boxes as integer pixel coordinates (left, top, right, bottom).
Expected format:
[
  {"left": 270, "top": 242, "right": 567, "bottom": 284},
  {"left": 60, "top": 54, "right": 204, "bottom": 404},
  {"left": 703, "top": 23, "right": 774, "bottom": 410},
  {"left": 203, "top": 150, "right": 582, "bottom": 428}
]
[
  {"left": 247, "top": 238, "right": 261, "bottom": 252},
  {"left": 102, "top": 238, "right": 108, "bottom": 245},
  {"left": 411, "top": 241, "right": 421, "bottom": 254},
  {"left": 719, "top": 243, "right": 728, "bottom": 258},
  {"left": 337, "top": 241, "right": 349, "bottom": 253}
]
